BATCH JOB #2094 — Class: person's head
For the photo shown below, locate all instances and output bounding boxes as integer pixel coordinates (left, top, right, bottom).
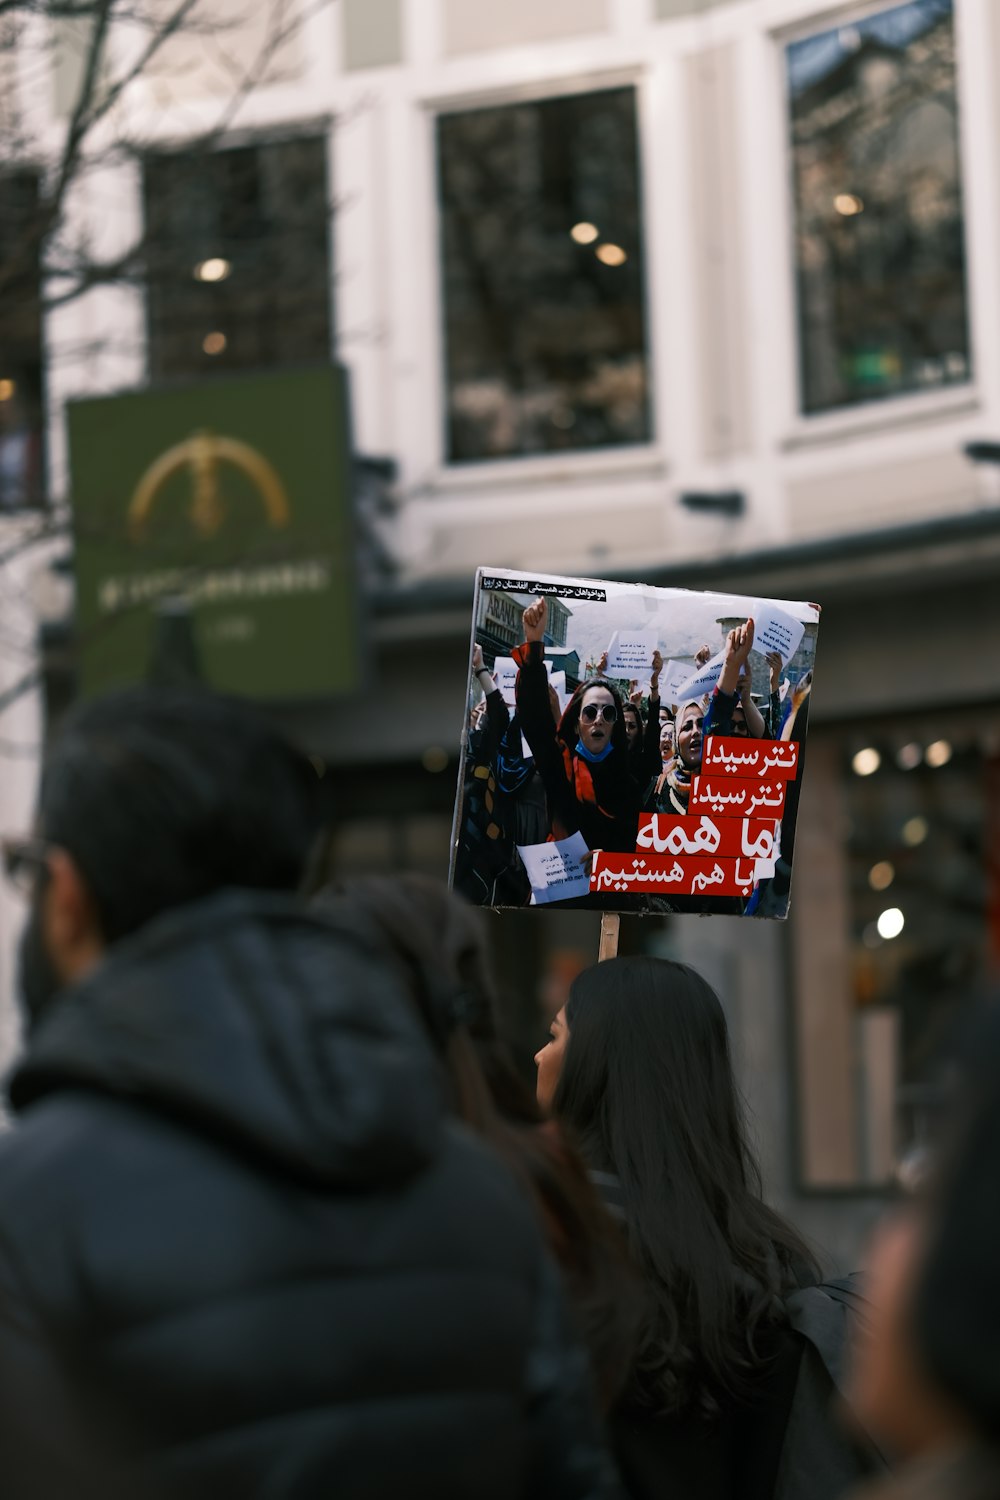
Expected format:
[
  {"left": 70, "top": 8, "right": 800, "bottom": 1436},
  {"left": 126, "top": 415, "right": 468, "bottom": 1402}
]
[
  {"left": 315, "top": 873, "right": 498, "bottom": 1051},
  {"left": 312, "top": 873, "right": 533, "bottom": 1130},
  {"left": 622, "top": 703, "right": 641, "bottom": 747},
  {"left": 730, "top": 701, "right": 748, "bottom": 737},
  {"left": 675, "top": 699, "right": 705, "bottom": 770},
  {"left": 907, "top": 1000, "right": 1000, "bottom": 1454},
  {"left": 849, "top": 1205, "right": 973, "bottom": 1461},
  {"left": 14, "top": 686, "right": 324, "bottom": 1027},
  {"left": 658, "top": 719, "right": 674, "bottom": 761},
  {"left": 559, "top": 677, "right": 627, "bottom": 759},
  {"left": 541, "top": 955, "right": 818, "bottom": 1415},
  {"left": 534, "top": 1005, "right": 569, "bottom": 1113}
]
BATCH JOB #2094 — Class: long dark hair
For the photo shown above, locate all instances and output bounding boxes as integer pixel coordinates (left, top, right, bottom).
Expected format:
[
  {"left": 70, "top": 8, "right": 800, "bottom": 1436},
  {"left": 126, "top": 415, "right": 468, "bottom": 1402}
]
[
  {"left": 557, "top": 676, "right": 629, "bottom": 757},
  {"left": 553, "top": 955, "right": 819, "bottom": 1419},
  {"left": 313, "top": 873, "right": 641, "bottom": 1408}
]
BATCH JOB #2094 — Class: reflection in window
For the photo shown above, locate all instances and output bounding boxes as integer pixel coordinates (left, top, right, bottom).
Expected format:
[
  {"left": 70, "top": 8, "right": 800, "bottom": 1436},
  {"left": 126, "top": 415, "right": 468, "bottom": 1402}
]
[
  {"left": 437, "top": 88, "right": 651, "bottom": 463},
  {"left": 0, "top": 171, "right": 45, "bottom": 511},
  {"left": 143, "top": 136, "right": 332, "bottom": 380},
  {"left": 846, "top": 727, "right": 997, "bottom": 1169},
  {"left": 787, "top": 0, "right": 969, "bottom": 415}
]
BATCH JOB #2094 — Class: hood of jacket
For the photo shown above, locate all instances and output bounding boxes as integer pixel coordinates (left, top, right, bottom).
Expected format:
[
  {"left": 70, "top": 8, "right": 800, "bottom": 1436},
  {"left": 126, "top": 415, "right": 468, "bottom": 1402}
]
[{"left": 7, "top": 889, "right": 446, "bottom": 1189}]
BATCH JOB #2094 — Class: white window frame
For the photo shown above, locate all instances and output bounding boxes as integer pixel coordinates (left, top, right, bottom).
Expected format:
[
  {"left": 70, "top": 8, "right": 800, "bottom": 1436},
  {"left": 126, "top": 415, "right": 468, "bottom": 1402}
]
[{"left": 762, "top": 0, "right": 996, "bottom": 450}]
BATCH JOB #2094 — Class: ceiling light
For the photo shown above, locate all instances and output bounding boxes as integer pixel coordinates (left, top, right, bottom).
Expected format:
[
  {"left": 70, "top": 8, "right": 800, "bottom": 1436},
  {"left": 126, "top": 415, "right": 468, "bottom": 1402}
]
[
  {"left": 925, "top": 739, "right": 952, "bottom": 768},
  {"left": 868, "top": 861, "right": 895, "bottom": 891},
  {"left": 570, "top": 222, "right": 599, "bottom": 245},
  {"left": 595, "top": 243, "right": 628, "bottom": 267},
  {"left": 194, "top": 257, "right": 231, "bottom": 283},
  {"left": 202, "top": 331, "right": 227, "bottom": 355},
  {"left": 834, "top": 193, "right": 864, "bottom": 216},
  {"left": 852, "top": 747, "right": 881, "bottom": 776},
  {"left": 896, "top": 742, "right": 922, "bottom": 770},
  {"left": 877, "top": 907, "right": 905, "bottom": 940},
  {"left": 0, "top": 378, "right": 15, "bottom": 401},
  {"left": 902, "top": 816, "right": 929, "bottom": 847}
]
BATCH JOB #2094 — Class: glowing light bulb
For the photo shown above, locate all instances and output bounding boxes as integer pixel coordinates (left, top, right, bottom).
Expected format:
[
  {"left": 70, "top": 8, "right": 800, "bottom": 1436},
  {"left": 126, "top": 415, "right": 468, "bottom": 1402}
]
[
  {"left": 595, "top": 243, "right": 628, "bottom": 267},
  {"left": 925, "top": 739, "right": 952, "bottom": 768},
  {"left": 877, "top": 907, "right": 904, "bottom": 940},
  {"left": 902, "top": 816, "right": 928, "bottom": 847},
  {"left": 852, "top": 747, "right": 881, "bottom": 777},
  {"left": 194, "top": 257, "right": 231, "bottom": 283}
]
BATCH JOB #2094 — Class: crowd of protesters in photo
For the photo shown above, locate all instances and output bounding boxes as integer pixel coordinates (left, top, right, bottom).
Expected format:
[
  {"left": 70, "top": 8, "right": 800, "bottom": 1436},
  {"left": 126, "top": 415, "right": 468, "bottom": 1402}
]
[
  {"left": 455, "top": 596, "right": 814, "bottom": 911},
  {"left": 0, "top": 683, "right": 996, "bottom": 1500}
]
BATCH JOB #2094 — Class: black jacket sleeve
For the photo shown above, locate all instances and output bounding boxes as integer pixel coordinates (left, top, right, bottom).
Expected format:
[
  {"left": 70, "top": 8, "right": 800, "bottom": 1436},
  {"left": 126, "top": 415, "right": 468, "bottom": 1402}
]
[
  {"left": 514, "top": 642, "right": 571, "bottom": 808},
  {"left": 0, "top": 1248, "right": 153, "bottom": 1500},
  {"left": 523, "top": 1253, "right": 624, "bottom": 1500},
  {"left": 703, "top": 686, "right": 736, "bottom": 742},
  {"left": 637, "top": 693, "right": 662, "bottom": 785}
]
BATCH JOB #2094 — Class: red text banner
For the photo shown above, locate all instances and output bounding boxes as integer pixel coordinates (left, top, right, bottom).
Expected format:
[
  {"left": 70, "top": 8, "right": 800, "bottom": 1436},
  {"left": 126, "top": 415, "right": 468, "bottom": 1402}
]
[
  {"left": 702, "top": 736, "right": 800, "bottom": 780},
  {"left": 638, "top": 813, "right": 781, "bottom": 862},
  {"left": 689, "top": 775, "right": 788, "bottom": 820},
  {"left": 591, "top": 853, "right": 762, "bottom": 899}
]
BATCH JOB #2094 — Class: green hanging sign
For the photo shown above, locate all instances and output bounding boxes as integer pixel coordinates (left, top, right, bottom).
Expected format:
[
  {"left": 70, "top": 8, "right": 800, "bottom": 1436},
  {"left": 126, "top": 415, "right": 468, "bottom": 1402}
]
[{"left": 68, "top": 366, "right": 359, "bottom": 701}]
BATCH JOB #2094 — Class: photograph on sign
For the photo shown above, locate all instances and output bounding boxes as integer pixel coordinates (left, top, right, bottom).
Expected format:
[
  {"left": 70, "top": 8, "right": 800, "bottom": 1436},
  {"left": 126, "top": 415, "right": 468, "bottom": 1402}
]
[{"left": 450, "top": 567, "right": 820, "bottom": 918}]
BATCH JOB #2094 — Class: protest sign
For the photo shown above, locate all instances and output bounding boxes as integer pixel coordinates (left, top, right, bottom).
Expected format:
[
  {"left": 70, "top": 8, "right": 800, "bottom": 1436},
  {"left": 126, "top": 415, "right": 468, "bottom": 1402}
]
[
  {"left": 672, "top": 650, "right": 726, "bottom": 706},
  {"left": 492, "top": 654, "right": 551, "bottom": 708},
  {"left": 452, "top": 566, "right": 819, "bottom": 918},
  {"left": 660, "top": 658, "right": 697, "bottom": 706},
  {"left": 605, "top": 630, "right": 659, "bottom": 678},
  {"left": 517, "top": 832, "right": 591, "bottom": 905},
  {"left": 752, "top": 602, "right": 805, "bottom": 666}
]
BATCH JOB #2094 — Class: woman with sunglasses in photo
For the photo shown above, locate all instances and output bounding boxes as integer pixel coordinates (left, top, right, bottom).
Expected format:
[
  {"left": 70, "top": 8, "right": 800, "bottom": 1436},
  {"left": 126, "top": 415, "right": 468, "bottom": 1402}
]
[{"left": 513, "top": 596, "right": 659, "bottom": 857}]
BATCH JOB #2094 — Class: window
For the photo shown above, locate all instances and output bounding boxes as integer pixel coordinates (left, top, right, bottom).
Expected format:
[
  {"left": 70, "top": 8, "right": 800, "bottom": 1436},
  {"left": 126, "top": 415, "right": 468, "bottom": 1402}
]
[
  {"left": 846, "top": 723, "right": 995, "bottom": 1167},
  {"left": 437, "top": 87, "right": 651, "bottom": 463},
  {"left": 787, "top": 0, "right": 969, "bottom": 416},
  {"left": 0, "top": 170, "right": 45, "bottom": 511},
  {"left": 143, "top": 136, "right": 332, "bottom": 380},
  {"left": 791, "top": 711, "right": 999, "bottom": 1189}
]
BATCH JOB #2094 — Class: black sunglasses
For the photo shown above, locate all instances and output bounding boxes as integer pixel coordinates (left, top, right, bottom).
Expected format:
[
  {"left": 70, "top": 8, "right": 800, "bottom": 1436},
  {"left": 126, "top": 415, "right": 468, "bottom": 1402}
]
[
  {"left": 580, "top": 703, "right": 617, "bottom": 724},
  {"left": 1, "top": 836, "right": 50, "bottom": 897}
]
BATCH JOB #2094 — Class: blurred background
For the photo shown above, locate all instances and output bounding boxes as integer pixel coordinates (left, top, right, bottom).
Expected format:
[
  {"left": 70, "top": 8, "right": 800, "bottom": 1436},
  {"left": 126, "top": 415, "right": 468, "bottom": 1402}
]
[{"left": 2, "top": 0, "right": 999, "bottom": 1266}]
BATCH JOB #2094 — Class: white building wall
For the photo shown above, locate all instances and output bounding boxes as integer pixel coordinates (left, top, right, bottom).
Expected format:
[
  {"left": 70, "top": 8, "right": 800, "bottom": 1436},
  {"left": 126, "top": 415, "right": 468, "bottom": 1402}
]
[{"left": 10, "top": 0, "right": 997, "bottom": 581}]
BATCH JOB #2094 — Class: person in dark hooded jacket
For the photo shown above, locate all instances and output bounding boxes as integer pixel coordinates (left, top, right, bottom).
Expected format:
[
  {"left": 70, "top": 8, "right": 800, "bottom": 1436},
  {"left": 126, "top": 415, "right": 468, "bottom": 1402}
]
[{"left": 0, "top": 686, "right": 620, "bottom": 1500}]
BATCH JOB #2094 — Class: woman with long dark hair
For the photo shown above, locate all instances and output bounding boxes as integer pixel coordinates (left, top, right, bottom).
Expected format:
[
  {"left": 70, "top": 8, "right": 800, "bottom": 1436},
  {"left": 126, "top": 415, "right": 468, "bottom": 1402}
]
[{"left": 536, "top": 955, "right": 822, "bottom": 1500}]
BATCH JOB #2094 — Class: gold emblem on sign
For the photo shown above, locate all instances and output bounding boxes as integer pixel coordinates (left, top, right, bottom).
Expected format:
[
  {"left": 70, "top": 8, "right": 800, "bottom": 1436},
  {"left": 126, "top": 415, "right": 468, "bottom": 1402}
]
[{"left": 128, "top": 429, "right": 291, "bottom": 543}]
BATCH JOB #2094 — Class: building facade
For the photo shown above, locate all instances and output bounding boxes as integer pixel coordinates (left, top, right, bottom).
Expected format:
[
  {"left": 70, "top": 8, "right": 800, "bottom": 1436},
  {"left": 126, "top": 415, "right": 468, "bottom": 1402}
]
[{"left": 3, "top": 0, "right": 1000, "bottom": 1261}]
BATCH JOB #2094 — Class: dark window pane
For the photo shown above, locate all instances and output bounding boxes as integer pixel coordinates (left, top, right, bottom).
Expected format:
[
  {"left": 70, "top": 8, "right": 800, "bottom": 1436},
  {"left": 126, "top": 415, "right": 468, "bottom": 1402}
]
[
  {"left": 438, "top": 87, "right": 651, "bottom": 463},
  {"left": 143, "top": 136, "right": 332, "bottom": 380},
  {"left": 787, "top": 0, "right": 969, "bottom": 415},
  {"left": 0, "top": 170, "right": 46, "bottom": 511},
  {"left": 845, "top": 729, "right": 994, "bottom": 1150}
]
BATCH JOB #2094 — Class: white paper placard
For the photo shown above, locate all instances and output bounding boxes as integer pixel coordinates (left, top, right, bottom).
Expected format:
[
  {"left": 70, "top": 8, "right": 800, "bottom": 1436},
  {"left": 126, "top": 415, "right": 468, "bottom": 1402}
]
[
  {"left": 752, "top": 603, "right": 805, "bottom": 666},
  {"left": 517, "top": 831, "right": 591, "bottom": 905},
  {"left": 672, "top": 649, "right": 726, "bottom": 705},
  {"left": 604, "top": 630, "right": 659, "bottom": 678},
  {"left": 492, "top": 654, "right": 551, "bottom": 708},
  {"left": 660, "top": 658, "right": 696, "bottom": 706}
]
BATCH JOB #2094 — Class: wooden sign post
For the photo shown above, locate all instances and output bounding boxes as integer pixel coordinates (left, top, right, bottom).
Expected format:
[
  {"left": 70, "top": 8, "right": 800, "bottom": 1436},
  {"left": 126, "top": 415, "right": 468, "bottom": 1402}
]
[{"left": 598, "top": 912, "right": 620, "bottom": 962}]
